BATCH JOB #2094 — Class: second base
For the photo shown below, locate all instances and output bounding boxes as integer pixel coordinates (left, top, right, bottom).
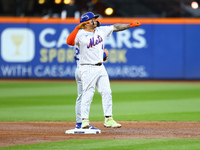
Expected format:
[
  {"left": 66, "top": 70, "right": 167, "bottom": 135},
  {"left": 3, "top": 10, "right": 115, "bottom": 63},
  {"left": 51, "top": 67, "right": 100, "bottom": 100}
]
[{"left": 65, "top": 128, "right": 101, "bottom": 134}]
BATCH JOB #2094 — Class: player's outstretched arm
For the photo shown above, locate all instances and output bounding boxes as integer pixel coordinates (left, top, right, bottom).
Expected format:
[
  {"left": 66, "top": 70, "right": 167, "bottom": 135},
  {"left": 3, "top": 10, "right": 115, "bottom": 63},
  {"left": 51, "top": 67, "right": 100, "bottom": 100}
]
[{"left": 113, "top": 20, "right": 141, "bottom": 32}]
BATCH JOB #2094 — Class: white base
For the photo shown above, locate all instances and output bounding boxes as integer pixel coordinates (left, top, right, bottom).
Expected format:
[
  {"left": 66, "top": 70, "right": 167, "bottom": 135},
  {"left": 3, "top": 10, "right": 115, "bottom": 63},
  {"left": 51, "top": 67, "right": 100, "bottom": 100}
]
[{"left": 65, "top": 128, "right": 101, "bottom": 134}]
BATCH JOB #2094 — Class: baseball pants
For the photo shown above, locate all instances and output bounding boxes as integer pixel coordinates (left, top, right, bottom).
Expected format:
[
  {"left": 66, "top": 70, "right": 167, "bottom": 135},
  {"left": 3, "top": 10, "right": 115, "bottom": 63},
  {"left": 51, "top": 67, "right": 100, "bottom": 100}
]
[{"left": 79, "top": 64, "right": 113, "bottom": 119}]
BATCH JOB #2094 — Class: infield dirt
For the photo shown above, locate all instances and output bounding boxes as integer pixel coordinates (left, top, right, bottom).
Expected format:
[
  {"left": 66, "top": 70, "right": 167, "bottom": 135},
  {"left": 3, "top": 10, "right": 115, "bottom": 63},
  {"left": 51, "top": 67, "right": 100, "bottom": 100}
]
[{"left": 0, "top": 121, "right": 200, "bottom": 147}]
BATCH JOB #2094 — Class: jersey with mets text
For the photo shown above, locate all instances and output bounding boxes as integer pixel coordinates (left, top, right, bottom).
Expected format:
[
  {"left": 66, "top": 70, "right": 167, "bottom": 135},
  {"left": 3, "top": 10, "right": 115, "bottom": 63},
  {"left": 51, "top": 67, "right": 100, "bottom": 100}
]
[{"left": 75, "top": 25, "right": 113, "bottom": 65}]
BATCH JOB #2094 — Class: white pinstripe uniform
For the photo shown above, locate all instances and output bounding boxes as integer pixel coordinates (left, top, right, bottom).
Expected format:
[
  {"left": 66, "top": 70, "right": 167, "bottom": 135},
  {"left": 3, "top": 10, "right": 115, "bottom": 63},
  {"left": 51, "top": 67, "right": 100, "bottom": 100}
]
[
  {"left": 74, "top": 45, "right": 107, "bottom": 123},
  {"left": 75, "top": 25, "right": 113, "bottom": 119},
  {"left": 73, "top": 45, "right": 82, "bottom": 123}
]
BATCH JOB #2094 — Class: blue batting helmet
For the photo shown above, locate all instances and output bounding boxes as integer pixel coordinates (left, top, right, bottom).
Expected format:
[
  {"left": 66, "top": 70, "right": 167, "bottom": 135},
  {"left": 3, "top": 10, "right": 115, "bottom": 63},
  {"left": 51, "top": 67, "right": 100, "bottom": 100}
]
[{"left": 80, "top": 12, "right": 99, "bottom": 23}]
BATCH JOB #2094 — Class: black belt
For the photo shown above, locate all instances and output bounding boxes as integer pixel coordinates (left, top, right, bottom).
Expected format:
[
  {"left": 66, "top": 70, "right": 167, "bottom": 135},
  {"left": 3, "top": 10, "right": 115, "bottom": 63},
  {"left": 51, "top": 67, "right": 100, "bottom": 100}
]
[{"left": 95, "top": 63, "right": 102, "bottom": 66}]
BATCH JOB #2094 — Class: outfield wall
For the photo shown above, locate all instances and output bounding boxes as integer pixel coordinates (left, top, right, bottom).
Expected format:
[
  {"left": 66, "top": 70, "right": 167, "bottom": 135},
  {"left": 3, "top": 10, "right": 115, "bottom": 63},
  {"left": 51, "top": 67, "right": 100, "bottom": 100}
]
[{"left": 0, "top": 18, "right": 200, "bottom": 79}]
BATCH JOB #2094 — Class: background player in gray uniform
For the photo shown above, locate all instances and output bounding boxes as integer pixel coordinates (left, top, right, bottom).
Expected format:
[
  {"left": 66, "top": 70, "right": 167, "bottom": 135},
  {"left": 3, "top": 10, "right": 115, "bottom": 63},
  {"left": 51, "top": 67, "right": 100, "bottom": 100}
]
[
  {"left": 73, "top": 45, "right": 108, "bottom": 129},
  {"left": 67, "top": 12, "right": 141, "bottom": 129}
]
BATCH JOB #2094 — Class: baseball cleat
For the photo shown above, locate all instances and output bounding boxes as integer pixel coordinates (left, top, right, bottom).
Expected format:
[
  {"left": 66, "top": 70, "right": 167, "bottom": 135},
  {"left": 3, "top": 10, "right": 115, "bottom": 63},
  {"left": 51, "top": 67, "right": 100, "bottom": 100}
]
[
  {"left": 81, "top": 119, "right": 90, "bottom": 129},
  {"left": 104, "top": 117, "right": 121, "bottom": 128},
  {"left": 89, "top": 124, "right": 99, "bottom": 130},
  {"left": 75, "top": 123, "right": 82, "bottom": 129}
]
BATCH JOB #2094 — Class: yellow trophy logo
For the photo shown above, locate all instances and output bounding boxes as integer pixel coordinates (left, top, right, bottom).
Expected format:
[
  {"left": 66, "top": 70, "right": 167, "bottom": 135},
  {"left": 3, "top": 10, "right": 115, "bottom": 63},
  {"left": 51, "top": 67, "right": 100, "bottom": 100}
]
[
  {"left": 11, "top": 35, "right": 24, "bottom": 55},
  {"left": 1, "top": 28, "right": 35, "bottom": 62}
]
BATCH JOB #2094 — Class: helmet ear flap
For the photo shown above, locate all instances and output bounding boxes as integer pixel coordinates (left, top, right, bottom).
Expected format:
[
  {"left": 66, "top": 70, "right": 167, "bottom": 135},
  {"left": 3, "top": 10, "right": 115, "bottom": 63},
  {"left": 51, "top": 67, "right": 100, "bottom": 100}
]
[{"left": 97, "top": 21, "right": 101, "bottom": 27}]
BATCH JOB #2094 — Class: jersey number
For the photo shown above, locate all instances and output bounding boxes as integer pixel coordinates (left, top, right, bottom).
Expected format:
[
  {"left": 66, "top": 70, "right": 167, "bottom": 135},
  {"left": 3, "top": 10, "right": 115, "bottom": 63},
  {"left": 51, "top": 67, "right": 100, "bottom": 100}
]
[{"left": 74, "top": 47, "right": 80, "bottom": 60}]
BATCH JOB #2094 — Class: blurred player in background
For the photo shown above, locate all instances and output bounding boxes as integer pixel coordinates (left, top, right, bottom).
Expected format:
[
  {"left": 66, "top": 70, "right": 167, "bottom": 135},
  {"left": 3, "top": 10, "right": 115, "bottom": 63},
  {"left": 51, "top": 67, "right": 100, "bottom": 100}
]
[{"left": 67, "top": 12, "right": 141, "bottom": 129}]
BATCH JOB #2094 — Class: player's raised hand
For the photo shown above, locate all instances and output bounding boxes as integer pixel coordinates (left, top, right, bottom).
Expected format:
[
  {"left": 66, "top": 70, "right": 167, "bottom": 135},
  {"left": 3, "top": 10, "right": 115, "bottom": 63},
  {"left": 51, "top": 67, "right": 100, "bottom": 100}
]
[
  {"left": 129, "top": 20, "right": 141, "bottom": 28},
  {"left": 67, "top": 22, "right": 89, "bottom": 46},
  {"left": 77, "top": 22, "right": 89, "bottom": 29}
]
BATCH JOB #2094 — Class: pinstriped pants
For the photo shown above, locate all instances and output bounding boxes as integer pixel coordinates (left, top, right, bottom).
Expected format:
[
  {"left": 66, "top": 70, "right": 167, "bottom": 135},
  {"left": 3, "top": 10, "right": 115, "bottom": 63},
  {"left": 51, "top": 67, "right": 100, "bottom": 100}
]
[{"left": 79, "top": 64, "right": 112, "bottom": 119}]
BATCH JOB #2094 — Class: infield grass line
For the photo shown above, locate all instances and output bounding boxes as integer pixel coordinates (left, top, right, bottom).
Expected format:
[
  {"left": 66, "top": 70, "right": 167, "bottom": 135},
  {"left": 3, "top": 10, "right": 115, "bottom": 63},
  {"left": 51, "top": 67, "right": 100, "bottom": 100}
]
[{"left": 0, "top": 139, "right": 200, "bottom": 150}]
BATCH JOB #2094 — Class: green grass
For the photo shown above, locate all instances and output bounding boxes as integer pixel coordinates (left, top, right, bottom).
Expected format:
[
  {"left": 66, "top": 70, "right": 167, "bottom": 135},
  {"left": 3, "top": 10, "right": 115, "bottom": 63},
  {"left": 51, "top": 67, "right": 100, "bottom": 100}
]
[
  {"left": 1, "top": 139, "right": 200, "bottom": 150},
  {"left": 0, "top": 81, "right": 200, "bottom": 121},
  {"left": 0, "top": 81, "right": 200, "bottom": 149}
]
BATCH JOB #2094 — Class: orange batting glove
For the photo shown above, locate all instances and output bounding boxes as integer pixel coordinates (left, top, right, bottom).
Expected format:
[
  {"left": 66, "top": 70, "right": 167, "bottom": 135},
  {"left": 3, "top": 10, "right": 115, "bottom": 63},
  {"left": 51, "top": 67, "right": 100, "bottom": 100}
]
[{"left": 129, "top": 20, "right": 141, "bottom": 28}]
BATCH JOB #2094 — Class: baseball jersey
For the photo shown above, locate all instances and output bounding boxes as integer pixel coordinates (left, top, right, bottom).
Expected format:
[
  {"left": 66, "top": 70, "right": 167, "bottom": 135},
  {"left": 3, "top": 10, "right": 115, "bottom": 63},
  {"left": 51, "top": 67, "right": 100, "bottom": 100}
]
[
  {"left": 74, "top": 44, "right": 107, "bottom": 68},
  {"left": 73, "top": 45, "right": 80, "bottom": 67},
  {"left": 75, "top": 26, "right": 113, "bottom": 65}
]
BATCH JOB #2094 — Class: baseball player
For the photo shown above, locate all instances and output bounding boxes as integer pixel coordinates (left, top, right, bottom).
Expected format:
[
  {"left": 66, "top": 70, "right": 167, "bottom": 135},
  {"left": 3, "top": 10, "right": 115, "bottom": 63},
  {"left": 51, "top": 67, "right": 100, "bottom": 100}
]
[
  {"left": 67, "top": 12, "right": 141, "bottom": 129},
  {"left": 73, "top": 44, "right": 108, "bottom": 129}
]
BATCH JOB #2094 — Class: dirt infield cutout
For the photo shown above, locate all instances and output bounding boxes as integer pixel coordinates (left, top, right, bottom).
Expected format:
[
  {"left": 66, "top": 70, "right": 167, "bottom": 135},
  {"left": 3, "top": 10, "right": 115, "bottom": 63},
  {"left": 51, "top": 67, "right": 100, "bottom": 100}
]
[{"left": 0, "top": 121, "right": 200, "bottom": 147}]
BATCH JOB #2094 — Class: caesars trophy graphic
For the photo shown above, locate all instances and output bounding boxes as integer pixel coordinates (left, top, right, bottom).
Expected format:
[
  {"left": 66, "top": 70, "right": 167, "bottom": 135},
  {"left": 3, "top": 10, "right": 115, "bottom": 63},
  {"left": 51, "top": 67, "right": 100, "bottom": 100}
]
[{"left": 11, "top": 35, "right": 24, "bottom": 55}]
